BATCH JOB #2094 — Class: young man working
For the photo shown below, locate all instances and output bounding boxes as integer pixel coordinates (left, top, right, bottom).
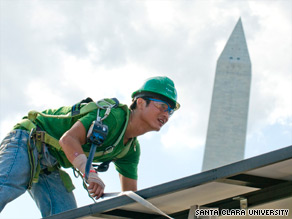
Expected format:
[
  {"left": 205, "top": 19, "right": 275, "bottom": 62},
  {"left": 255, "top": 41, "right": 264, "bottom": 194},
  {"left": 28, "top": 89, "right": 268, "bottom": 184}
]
[{"left": 0, "top": 76, "right": 180, "bottom": 217}]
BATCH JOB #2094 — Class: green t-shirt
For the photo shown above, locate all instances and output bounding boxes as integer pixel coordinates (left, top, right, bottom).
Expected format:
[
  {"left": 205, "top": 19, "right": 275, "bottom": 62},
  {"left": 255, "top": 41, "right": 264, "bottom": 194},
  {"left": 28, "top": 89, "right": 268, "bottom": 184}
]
[{"left": 14, "top": 102, "right": 140, "bottom": 180}]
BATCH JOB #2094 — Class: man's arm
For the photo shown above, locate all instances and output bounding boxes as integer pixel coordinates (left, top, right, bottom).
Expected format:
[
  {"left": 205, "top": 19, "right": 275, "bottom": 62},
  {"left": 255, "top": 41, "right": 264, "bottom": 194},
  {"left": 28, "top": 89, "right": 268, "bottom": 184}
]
[
  {"left": 59, "top": 121, "right": 105, "bottom": 199},
  {"left": 59, "top": 121, "right": 87, "bottom": 163},
  {"left": 119, "top": 173, "right": 137, "bottom": 191}
]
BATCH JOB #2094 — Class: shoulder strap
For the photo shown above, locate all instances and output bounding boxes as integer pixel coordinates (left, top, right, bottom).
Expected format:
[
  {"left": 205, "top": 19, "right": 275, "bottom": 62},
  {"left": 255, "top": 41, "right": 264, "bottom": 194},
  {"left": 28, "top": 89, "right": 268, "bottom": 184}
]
[
  {"left": 28, "top": 98, "right": 98, "bottom": 123},
  {"left": 19, "top": 98, "right": 100, "bottom": 150},
  {"left": 20, "top": 98, "right": 130, "bottom": 159},
  {"left": 84, "top": 105, "right": 130, "bottom": 158},
  {"left": 115, "top": 138, "right": 135, "bottom": 159},
  {"left": 71, "top": 97, "right": 94, "bottom": 116}
]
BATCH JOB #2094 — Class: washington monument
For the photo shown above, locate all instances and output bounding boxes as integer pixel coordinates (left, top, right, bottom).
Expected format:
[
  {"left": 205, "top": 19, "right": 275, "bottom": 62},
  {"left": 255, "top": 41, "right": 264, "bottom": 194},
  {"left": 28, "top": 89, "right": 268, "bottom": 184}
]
[{"left": 202, "top": 18, "right": 251, "bottom": 171}]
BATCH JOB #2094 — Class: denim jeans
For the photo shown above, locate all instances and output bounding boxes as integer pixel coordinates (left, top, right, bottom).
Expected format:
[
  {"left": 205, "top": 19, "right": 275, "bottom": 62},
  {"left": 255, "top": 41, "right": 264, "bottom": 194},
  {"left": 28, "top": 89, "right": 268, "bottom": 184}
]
[{"left": 0, "top": 129, "right": 77, "bottom": 217}]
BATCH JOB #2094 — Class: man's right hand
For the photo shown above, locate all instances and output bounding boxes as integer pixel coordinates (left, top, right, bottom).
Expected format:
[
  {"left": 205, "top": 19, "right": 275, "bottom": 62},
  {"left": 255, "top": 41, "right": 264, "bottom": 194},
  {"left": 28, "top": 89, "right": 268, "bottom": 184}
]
[
  {"left": 72, "top": 153, "right": 105, "bottom": 199},
  {"left": 87, "top": 171, "right": 105, "bottom": 199}
]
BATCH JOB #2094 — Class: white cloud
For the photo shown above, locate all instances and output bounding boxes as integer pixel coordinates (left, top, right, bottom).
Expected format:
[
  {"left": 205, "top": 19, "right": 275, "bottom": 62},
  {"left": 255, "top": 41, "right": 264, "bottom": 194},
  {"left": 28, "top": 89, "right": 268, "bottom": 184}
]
[
  {"left": 0, "top": 1, "right": 291, "bottom": 217},
  {"left": 25, "top": 79, "right": 67, "bottom": 109},
  {"left": 161, "top": 107, "right": 207, "bottom": 150},
  {"left": 245, "top": 0, "right": 292, "bottom": 134},
  {"left": 59, "top": 52, "right": 157, "bottom": 103},
  {"left": 1, "top": 0, "right": 290, "bottom": 145}
]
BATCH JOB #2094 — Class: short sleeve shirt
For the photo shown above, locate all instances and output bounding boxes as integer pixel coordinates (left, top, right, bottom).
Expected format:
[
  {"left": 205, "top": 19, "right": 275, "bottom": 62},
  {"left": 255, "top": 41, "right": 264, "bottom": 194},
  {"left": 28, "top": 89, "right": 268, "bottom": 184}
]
[{"left": 14, "top": 102, "right": 140, "bottom": 180}]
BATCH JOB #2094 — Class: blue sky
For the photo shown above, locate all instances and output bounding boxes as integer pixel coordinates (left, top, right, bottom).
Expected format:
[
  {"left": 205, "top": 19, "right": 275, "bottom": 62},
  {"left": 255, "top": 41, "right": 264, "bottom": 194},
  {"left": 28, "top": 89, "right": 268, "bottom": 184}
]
[{"left": 0, "top": 0, "right": 291, "bottom": 218}]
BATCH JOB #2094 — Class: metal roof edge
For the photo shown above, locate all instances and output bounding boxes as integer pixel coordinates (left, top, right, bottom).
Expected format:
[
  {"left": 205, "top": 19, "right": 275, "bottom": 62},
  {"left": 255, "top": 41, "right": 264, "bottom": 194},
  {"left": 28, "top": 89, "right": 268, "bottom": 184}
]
[
  {"left": 45, "top": 145, "right": 292, "bottom": 219},
  {"left": 137, "top": 145, "right": 292, "bottom": 199}
]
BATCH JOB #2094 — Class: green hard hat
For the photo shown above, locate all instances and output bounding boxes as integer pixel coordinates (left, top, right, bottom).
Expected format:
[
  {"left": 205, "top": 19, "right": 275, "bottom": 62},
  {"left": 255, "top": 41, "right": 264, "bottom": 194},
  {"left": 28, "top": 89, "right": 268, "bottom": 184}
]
[{"left": 131, "top": 76, "right": 180, "bottom": 110}]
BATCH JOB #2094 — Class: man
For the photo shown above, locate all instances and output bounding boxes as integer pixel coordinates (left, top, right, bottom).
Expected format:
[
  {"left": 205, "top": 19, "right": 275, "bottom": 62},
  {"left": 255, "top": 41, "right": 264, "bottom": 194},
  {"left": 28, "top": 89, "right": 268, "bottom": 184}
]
[{"left": 0, "top": 76, "right": 180, "bottom": 217}]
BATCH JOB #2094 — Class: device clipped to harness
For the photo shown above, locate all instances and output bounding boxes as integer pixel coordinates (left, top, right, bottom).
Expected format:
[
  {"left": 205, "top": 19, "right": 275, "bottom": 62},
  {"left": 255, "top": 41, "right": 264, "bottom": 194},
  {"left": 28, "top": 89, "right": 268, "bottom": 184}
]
[
  {"left": 87, "top": 120, "right": 108, "bottom": 146},
  {"left": 84, "top": 98, "right": 119, "bottom": 181}
]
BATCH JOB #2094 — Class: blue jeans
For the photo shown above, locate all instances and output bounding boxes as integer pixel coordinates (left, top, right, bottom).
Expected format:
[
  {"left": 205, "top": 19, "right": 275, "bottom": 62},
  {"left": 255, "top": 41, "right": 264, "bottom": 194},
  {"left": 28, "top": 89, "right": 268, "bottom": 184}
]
[{"left": 0, "top": 129, "right": 77, "bottom": 217}]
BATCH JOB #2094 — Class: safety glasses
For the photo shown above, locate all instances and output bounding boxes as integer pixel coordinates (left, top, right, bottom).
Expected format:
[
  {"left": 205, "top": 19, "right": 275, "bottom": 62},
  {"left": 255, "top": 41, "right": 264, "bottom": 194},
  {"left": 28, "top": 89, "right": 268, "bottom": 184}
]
[{"left": 146, "top": 98, "right": 174, "bottom": 116}]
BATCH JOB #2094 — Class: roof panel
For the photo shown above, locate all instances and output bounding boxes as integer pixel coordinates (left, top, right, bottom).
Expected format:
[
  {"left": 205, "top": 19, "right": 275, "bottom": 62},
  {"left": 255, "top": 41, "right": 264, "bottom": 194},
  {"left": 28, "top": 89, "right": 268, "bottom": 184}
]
[{"left": 46, "top": 145, "right": 292, "bottom": 219}]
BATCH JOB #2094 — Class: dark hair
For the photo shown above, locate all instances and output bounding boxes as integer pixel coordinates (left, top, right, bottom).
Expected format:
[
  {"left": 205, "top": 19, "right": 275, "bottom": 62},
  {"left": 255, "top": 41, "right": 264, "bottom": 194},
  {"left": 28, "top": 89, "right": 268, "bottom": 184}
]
[
  {"left": 130, "top": 97, "right": 151, "bottom": 110},
  {"left": 132, "top": 91, "right": 175, "bottom": 108}
]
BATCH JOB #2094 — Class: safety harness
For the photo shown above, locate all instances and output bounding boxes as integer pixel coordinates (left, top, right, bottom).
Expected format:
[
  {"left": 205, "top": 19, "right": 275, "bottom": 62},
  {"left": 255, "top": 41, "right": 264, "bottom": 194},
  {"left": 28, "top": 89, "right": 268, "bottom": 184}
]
[{"left": 18, "top": 98, "right": 132, "bottom": 192}]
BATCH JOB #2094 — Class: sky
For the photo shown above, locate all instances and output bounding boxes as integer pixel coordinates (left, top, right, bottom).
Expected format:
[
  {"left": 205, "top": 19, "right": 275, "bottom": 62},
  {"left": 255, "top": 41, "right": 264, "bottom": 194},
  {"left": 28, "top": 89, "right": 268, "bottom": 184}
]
[{"left": 0, "top": 0, "right": 291, "bottom": 218}]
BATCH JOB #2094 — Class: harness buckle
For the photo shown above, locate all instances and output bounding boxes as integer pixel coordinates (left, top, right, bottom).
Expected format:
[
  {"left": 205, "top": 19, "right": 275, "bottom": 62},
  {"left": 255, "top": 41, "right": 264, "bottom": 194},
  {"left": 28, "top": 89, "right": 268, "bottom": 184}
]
[
  {"left": 104, "top": 146, "right": 114, "bottom": 154},
  {"left": 35, "top": 131, "right": 45, "bottom": 142}
]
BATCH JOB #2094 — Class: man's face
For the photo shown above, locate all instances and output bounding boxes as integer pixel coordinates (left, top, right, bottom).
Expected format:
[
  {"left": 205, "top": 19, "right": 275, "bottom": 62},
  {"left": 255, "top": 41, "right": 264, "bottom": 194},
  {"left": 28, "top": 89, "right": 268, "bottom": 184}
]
[{"left": 138, "top": 98, "right": 170, "bottom": 131}]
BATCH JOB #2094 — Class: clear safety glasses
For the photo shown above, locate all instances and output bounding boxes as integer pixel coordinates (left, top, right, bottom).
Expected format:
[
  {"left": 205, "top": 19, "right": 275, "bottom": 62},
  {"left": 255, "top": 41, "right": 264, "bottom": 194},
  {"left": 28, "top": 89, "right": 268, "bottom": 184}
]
[{"left": 146, "top": 98, "right": 174, "bottom": 116}]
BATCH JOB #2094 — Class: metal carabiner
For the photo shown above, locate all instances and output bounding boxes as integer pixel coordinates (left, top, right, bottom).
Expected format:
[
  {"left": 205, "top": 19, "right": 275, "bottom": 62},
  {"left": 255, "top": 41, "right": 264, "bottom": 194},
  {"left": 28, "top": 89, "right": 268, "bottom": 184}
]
[
  {"left": 28, "top": 128, "right": 36, "bottom": 150},
  {"left": 96, "top": 98, "right": 119, "bottom": 121}
]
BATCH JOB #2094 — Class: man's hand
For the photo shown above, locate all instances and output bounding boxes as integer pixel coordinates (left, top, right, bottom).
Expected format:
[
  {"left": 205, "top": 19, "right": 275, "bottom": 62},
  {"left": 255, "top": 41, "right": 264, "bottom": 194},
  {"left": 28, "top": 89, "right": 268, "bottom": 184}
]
[
  {"left": 72, "top": 154, "right": 105, "bottom": 199},
  {"left": 87, "top": 171, "right": 105, "bottom": 199}
]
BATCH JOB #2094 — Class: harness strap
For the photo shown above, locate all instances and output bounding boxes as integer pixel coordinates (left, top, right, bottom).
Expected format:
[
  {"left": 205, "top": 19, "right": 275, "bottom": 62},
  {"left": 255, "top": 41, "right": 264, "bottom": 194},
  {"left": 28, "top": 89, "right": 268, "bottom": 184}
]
[
  {"left": 35, "top": 131, "right": 62, "bottom": 150},
  {"left": 73, "top": 168, "right": 96, "bottom": 203},
  {"left": 83, "top": 105, "right": 130, "bottom": 159},
  {"left": 27, "top": 127, "right": 43, "bottom": 188},
  {"left": 59, "top": 169, "right": 75, "bottom": 192},
  {"left": 22, "top": 100, "right": 130, "bottom": 159},
  {"left": 19, "top": 118, "right": 62, "bottom": 150},
  {"left": 40, "top": 164, "right": 60, "bottom": 175},
  {"left": 27, "top": 102, "right": 98, "bottom": 122},
  {"left": 24, "top": 124, "right": 71, "bottom": 190},
  {"left": 27, "top": 129, "right": 37, "bottom": 190},
  {"left": 22, "top": 110, "right": 131, "bottom": 159},
  {"left": 19, "top": 98, "right": 131, "bottom": 192},
  {"left": 115, "top": 139, "right": 134, "bottom": 159},
  {"left": 19, "top": 118, "right": 37, "bottom": 131},
  {"left": 72, "top": 97, "right": 93, "bottom": 116}
]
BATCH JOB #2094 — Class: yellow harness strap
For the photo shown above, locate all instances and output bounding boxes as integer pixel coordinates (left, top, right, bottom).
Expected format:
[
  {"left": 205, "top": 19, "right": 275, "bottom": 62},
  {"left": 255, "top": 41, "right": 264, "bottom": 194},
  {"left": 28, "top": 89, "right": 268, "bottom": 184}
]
[
  {"left": 19, "top": 119, "right": 71, "bottom": 190},
  {"left": 19, "top": 100, "right": 131, "bottom": 192}
]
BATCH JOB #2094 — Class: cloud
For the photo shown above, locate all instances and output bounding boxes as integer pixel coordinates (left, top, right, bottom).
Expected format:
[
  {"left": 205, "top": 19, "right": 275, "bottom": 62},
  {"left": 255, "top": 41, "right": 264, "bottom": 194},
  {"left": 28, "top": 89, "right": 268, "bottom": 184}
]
[
  {"left": 0, "top": 1, "right": 291, "bottom": 218},
  {"left": 0, "top": 0, "right": 291, "bottom": 148},
  {"left": 161, "top": 112, "right": 207, "bottom": 150},
  {"left": 246, "top": 1, "right": 292, "bottom": 133}
]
